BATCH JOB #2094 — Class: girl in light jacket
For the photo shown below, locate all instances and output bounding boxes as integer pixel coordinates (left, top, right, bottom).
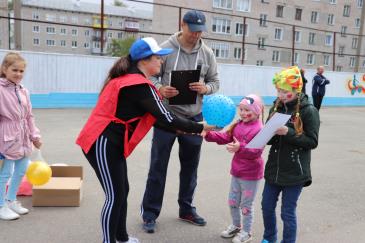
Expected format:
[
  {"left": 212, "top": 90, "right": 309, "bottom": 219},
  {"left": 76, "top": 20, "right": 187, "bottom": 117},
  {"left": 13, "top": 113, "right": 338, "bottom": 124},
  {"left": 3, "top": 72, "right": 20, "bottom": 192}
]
[
  {"left": 0, "top": 52, "right": 42, "bottom": 220},
  {"left": 204, "top": 94, "right": 265, "bottom": 243}
]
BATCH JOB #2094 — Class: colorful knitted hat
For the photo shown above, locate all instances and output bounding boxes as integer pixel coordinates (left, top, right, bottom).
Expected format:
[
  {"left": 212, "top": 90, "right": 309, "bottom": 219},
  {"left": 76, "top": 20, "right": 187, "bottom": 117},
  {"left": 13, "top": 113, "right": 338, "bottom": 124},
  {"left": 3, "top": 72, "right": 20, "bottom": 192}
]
[
  {"left": 239, "top": 94, "right": 264, "bottom": 116},
  {"left": 272, "top": 66, "right": 303, "bottom": 93}
]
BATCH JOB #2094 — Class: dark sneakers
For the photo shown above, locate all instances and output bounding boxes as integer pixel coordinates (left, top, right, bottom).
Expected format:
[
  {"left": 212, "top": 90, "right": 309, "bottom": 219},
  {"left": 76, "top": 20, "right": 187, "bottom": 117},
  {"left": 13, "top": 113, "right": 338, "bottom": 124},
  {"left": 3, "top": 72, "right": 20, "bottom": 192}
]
[
  {"left": 179, "top": 212, "right": 207, "bottom": 226},
  {"left": 142, "top": 219, "right": 156, "bottom": 233}
]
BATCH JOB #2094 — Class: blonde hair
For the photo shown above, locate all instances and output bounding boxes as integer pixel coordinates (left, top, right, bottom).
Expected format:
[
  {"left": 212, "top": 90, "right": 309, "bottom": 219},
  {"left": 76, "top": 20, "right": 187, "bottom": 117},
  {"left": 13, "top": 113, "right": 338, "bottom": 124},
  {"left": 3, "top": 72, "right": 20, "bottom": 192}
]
[
  {"left": 227, "top": 109, "right": 265, "bottom": 136},
  {"left": 268, "top": 94, "right": 303, "bottom": 136},
  {"left": 0, "top": 52, "right": 26, "bottom": 78}
]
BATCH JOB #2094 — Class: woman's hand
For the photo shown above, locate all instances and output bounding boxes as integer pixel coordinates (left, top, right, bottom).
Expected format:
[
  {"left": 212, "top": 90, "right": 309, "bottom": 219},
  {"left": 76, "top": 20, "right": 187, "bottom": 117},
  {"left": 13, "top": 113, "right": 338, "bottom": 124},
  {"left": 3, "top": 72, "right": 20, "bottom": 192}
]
[
  {"left": 33, "top": 140, "right": 42, "bottom": 149},
  {"left": 226, "top": 137, "right": 240, "bottom": 153},
  {"left": 276, "top": 126, "right": 289, "bottom": 136}
]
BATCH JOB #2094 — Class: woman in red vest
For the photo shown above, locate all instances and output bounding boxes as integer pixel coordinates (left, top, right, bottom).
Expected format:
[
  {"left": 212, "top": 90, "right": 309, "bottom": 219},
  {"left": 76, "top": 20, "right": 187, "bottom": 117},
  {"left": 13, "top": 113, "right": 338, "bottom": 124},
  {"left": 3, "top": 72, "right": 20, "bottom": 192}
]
[{"left": 76, "top": 37, "right": 211, "bottom": 243}]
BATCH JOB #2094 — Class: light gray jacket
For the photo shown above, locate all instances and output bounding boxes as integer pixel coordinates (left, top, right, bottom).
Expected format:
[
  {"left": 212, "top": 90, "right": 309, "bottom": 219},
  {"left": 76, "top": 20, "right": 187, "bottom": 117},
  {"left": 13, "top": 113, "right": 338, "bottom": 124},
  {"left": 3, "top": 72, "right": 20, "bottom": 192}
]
[{"left": 151, "top": 32, "right": 220, "bottom": 118}]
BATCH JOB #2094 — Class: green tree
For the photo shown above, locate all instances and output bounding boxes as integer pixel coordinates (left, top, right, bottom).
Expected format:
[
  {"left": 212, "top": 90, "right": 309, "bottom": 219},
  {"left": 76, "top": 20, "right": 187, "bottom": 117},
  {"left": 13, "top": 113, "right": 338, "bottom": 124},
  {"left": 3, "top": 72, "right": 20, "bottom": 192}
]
[
  {"left": 109, "top": 37, "right": 135, "bottom": 57},
  {"left": 114, "top": 0, "right": 125, "bottom": 7}
]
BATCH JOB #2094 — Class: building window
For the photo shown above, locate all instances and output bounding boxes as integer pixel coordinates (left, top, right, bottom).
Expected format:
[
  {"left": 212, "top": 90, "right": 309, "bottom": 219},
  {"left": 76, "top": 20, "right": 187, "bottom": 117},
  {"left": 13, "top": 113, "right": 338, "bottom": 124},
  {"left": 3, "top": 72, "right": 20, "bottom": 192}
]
[
  {"left": 45, "top": 14, "right": 56, "bottom": 22},
  {"left": 358, "top": 0, "right": 363, "bottom": 8},
  {"left": 237, "top": 0, "right": 251, "bottom": 12},
  {"left": 108, "top": 20, "right": 113, "bottom": 27},
  {"left": 343, "top": 5, "right": 350, "bottom": 17},
  {"left": 272, "top": 50, "right": 280, "bottom": 62},
  {"left": 107, "top": 32, "right": 113, "bottom": 38},
  {"left": 71, "top": 17, "right": 78, "bottom": 24},
  {"left": 33, "top": 38, "right": 39, "bottom": 46},
  {"left": 258, "top": 37, "right": 266, "bottom": 49},
  {"left": 93, "top": 41, "right": 101, "bottom": 48},
  {"left": 72, "top": 41, "right": 78, "bottom": 48},
  {"left": 323, "top": 55, "right": 330, "bottom": 66},
  {"left": 235, "top": 23, "right": 248, "bottom": 36},
  {"left": 46, "top": 40, "right": 56, "bottom": 46},
  {"left": 294, "top": 31, "right": 301, "bottom": 43},
  {"left": 309, "top": 33, "right": 315, "bottom": 45},
  {"left": 327, "top": 14, "right": 335, "bottom": 25},
  {"left": 32, "top": 12, "right": 39, "bottom": 20},
  {"left": 325, "top": 34, "right": 333, "bottom": 46},
  {"left": 339, "top": 46, "right": 345, "bottom": 56},
  {"left": 84, "top": 42, "right": 90, "bottom": 49},
  {"left": 60, "top": 28, "right": 67, "bottom": 35},
  {"left": 362, "top": 60, "right": 365, "bottom": 67},
  {"left": 276, "top": 5, "right": 284, "bottom": 17},
  {"left": 340, "top": 26, "right": 347, "bottom": 37},
  {"left": 256, "top": 60, "right": 264, "bottom": 66},
  {"left": 294, "top": 52, "right": 299, "bottom": 64},
  {"left": 85, "top": 18, "right": 91, "bottom": 25},
  {"left": 355, "top": 18, "right": 361, "bottom": 28},
  {"left": 117, "top": 32, "right": 123, "bottom": 39},
  {"left": 306, "top": 53, "right": 315, "bottom": 65},
  {"left": 60, "top": 40, "right": 66, "bottom": 47},
  {"left": 59, "top": 16, "right": 67, "bottom": 23},
  {"left": 329, "top": 0, "right": 337, "bottom": 4},
  {"left": 336, "top": 65, "right": 343, "bottom": 71},
  {"left": 85, "top": 30, "right": 90, "bottom": 37},
  {"left": 274, "top": 28, "right": 283, "bottom": 40},
  {"left": 234, "top": 47, "right": 242, "bottom": 59},
  {"left": 213, "top": 0, "right": 232, "bottom": 9},
  {"left": 295, "top": 8, "right": 302, "bottom": 21},
  {"left": 349, "top": 57, "right": 356, "bottom": 67},
  {"left": 352, "top": 37, "right": 358, "bottom": 49},
  {"left": 211, "top": 42, "right": 230, "bottom": 59},
  {"left": 259, "top": 14, "right": 267, "bottom": 27},
  {"left": 261, "top": 0, "right": 269, "bottom": 3},
  {"left": 311, "top": 11, "right": 319, "bottom": 23},
  {"left": 33, "top": 26, "right": 40, "bottom": 33},
  {"left": 72, "top": 29, "right": 78, "bottom": 36},
  {"left": 212, "top": 18, "right": 231, "bottom": 34},
  {"left": 46, "top": 27, "right": 56, "bottom": 34}
]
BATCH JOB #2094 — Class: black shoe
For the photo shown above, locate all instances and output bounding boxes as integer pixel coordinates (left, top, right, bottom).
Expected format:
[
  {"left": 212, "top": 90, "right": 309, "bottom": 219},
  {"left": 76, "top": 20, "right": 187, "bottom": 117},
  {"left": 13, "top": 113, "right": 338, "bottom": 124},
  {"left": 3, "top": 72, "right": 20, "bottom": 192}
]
[
  {"left": 179, "top": 212, "right": 207, "bottom": 226},
  {"left": 142, "top": 219, "right": 156, "bottom": 233}
]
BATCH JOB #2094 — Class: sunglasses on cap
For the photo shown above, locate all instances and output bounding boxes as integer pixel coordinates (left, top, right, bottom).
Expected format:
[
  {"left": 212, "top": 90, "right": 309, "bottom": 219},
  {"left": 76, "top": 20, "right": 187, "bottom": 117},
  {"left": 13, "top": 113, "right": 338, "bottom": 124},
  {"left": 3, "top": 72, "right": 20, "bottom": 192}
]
[{"left": 242, "top": 96, "right": 255, "bottom": 105}]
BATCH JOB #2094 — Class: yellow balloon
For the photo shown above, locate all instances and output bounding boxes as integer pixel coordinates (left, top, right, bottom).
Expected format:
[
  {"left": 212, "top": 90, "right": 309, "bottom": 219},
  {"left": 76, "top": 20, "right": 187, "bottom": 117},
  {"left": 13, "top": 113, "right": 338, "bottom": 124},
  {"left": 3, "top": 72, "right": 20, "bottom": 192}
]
[{"left": 26, "top": 161, "right": 52, "bottom": 186}]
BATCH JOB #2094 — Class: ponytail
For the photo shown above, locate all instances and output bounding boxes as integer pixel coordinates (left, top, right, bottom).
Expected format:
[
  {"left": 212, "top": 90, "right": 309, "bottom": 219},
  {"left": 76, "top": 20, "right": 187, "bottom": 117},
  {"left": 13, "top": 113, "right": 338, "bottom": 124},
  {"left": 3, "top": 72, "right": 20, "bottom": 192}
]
[
  {"left": 227, "top": 120, "right": 240, "bottom": 136},
  {"left": 100, "top": 55, "right": 133, "bottom": 94},
  {"left": 294, "top": 95, "right": 303, "bottom": 136}
]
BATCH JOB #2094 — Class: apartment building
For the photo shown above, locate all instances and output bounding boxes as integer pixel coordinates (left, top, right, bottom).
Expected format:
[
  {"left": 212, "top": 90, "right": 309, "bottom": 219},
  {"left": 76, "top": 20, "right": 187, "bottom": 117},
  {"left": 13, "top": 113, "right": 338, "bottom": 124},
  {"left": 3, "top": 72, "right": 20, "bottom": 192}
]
[
  {"left": 153, "top": 0, "right": 365, "bottom": 72},
  {"left": 12, "top": 0, "right": 152, "bottom": 55},
  {"left": 0, "top": 0, "right": 9, "bottom": 49}
]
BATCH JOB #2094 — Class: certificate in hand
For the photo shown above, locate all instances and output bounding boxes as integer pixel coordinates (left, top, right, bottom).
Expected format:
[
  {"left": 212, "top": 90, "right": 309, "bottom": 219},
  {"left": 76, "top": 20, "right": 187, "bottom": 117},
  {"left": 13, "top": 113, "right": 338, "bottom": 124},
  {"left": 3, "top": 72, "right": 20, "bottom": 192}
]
[
  {"left": 169, "top": 70, "right": 200, "bottom": 105},
  {"left": 245, "top": 113, "right": 292, "bottom": 149}
]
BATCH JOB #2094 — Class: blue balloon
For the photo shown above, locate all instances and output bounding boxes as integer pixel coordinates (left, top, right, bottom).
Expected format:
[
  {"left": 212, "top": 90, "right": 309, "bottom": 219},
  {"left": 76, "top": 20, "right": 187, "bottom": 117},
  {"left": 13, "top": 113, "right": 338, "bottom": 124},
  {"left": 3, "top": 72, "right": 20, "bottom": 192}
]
[{"left": 202, "top": 94, "right": 236, "bottom": 128}]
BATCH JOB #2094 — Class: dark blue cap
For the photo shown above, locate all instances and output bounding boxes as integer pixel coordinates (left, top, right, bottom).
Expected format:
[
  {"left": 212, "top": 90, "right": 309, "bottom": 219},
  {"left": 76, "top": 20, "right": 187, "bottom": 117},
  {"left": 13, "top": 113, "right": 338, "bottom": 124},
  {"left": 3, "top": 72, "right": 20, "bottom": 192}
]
[
  {"left": 129, "top": 37, "right": 173, "bottom": 62},
  {"left": 183, "top": 10, "right": 207, "bottom": 32}
]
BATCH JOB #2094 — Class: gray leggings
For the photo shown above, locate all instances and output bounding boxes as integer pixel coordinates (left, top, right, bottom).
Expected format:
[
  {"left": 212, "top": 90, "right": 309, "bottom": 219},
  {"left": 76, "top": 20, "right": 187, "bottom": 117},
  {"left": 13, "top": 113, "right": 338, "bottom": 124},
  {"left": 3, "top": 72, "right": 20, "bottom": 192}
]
[{"left": 228, "top": 176, "right": 261, "bottom": 233}]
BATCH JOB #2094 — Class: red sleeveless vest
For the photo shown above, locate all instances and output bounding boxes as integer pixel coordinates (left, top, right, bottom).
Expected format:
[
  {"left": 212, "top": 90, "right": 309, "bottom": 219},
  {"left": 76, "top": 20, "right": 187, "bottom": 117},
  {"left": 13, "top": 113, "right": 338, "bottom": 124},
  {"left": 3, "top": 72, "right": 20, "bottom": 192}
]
[{"left": 76, "top": 73, "right": 160, "bottom": 158}]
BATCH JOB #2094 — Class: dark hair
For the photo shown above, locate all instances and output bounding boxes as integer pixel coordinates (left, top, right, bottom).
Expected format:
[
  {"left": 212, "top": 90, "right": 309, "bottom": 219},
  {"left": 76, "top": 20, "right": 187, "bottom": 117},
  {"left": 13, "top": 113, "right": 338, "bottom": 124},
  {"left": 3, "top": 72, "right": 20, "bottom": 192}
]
[{"left": 100, "top": 55, "right": 133, "bottom": 94}]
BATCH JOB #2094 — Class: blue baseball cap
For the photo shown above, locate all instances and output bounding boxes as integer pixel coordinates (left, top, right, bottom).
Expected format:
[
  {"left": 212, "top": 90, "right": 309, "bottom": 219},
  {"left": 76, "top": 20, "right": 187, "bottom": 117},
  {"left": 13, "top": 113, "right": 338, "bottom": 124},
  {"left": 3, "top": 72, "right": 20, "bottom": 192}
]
[
  {"left": 183, "top": 10, "right": 207, "bottom": 32},
  {"left": 129, "top": 37, "right": 173, "bottom": 62}
]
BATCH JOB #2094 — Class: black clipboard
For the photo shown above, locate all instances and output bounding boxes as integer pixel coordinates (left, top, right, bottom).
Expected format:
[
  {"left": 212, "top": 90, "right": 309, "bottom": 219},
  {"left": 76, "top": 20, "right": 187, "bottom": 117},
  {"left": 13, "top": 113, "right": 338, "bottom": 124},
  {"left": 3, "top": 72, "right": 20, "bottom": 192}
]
[{"left": 169, "top": 69, "right": 200, "bottom": 105}]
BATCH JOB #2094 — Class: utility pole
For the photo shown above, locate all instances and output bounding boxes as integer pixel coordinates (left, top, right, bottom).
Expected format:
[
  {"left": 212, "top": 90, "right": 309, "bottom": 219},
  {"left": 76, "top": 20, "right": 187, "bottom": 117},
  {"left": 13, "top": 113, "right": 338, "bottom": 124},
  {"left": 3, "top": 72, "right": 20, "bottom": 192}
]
[
  {"left": 100, "top": 0, "right": 105, "bottom": 55},
  {"left": 355, "top": 2, "right": 365, "bottom": 73}
]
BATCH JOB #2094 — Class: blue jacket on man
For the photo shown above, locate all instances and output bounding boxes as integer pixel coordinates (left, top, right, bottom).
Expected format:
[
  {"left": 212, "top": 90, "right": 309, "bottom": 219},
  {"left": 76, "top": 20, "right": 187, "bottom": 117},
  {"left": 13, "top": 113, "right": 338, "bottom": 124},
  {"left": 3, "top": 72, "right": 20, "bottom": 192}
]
[{"left": 312, "top": 73, "right": 330, "bottom": 96}]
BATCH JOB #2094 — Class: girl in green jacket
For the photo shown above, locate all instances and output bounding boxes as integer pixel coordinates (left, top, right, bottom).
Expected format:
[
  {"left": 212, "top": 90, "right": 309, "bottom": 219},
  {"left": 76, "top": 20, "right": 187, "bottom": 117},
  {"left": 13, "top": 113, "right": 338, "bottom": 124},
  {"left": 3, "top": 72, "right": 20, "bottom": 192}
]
[{"left": 261, "top": 66, "right": 320, "bottom": 243}]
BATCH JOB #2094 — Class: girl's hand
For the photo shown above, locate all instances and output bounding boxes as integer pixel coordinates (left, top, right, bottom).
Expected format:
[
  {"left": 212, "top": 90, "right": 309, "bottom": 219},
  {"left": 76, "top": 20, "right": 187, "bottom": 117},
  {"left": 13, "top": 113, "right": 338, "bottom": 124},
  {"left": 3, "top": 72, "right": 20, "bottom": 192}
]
[
  {"left": 226, "top": 137, "right": 240, "bottom": 153},
  {"left": 276, "top": 126, "right": 289, "bottom": 135},
  {"left": 33, "top": 140, "right": 42, "bottom": 149}
]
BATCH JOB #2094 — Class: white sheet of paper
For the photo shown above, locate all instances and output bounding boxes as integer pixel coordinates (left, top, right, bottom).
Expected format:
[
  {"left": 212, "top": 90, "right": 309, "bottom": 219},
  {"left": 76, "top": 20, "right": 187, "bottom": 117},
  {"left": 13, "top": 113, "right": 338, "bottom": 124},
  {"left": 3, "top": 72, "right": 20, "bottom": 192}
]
[{"left": 246, "top": 113, "right": 292, "bottom": 149}]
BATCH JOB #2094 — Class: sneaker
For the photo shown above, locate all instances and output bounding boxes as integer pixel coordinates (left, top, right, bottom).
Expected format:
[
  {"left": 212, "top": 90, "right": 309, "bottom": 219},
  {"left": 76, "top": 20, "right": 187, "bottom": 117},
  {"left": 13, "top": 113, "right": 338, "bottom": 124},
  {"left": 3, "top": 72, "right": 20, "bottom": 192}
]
[
  {"left": 0, "top": 205, "right": 20, "bottom": 220},
  {"left": 232, "top": 231, "right": 252, "bottom": 243},
  {"left": 142, "top": 219, "right": 156, "bottom": 233},
  {"left": 7, "top": 200, "right": 29, "bottom": 215},
  {"left": 221, "top": 224, "right": 241, "bottom": 238},
  {"left": 117, "top": 237, "right": 140, "bottom": 243},
  {"left": 179, "top": 211, "right": 207, "bottom": 226}
]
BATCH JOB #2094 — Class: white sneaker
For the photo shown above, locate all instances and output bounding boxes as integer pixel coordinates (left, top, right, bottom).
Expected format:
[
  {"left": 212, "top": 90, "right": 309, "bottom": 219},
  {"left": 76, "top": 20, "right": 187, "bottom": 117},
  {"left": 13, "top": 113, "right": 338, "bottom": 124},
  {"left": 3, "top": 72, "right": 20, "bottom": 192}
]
[
  {"left": 232, "top": 231, "right": 252, "bottom": 243},
  {"left": 7, "top": 200, "right": 29, "bottom": 215},
  {"left": 117, "top": 237, "right": 140, "bottom": 243},
  {"left": 221, "top": 224, "right": 241, "bottom": 238},
  {"left": 0, "top": 205, "right": 20, "bottom": 220}
]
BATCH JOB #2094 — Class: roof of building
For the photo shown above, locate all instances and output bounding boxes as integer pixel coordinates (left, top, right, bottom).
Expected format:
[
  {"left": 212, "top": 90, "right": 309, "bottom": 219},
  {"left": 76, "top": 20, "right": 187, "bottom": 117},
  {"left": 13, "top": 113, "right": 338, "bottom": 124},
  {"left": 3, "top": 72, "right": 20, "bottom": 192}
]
[{"left": 21, "top": 0, "right": 153, "bottom": 20}]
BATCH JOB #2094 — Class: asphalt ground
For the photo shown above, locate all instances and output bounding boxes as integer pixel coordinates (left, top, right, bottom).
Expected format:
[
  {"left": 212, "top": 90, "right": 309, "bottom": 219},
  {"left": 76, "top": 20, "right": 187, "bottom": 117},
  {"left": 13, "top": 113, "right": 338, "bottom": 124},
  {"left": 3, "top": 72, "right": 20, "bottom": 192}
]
[{"left": 0, "top": 107, "right": 364, "bottom": 243}]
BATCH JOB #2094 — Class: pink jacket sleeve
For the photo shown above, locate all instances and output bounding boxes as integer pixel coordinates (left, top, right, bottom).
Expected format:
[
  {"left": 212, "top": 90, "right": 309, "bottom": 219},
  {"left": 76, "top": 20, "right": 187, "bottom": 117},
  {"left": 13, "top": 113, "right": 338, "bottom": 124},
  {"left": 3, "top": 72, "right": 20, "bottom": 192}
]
[
  {"left": 236, "top": 142, "right": 264, "bottom": 159},
  {"left": 25, "top": 90, "right": 41, "bottom": 141},
  {"left": 204, "top": 131, "right": 233, "bottom": 145}
]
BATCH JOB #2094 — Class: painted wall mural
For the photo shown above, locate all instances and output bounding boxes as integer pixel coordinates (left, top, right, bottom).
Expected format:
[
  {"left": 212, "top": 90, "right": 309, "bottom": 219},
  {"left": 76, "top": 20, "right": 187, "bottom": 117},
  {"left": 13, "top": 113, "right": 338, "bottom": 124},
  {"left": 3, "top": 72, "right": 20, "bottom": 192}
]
[{"left": 347, "top": 74, "right": 365, "bottom": 95}]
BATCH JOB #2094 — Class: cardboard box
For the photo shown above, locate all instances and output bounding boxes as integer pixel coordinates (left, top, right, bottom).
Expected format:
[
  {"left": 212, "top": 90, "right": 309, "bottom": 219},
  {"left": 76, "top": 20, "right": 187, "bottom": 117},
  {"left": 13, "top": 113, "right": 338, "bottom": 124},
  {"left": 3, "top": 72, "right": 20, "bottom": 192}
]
[{"left": 32, "top": 165, "right": 83, "bottom": 207}]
